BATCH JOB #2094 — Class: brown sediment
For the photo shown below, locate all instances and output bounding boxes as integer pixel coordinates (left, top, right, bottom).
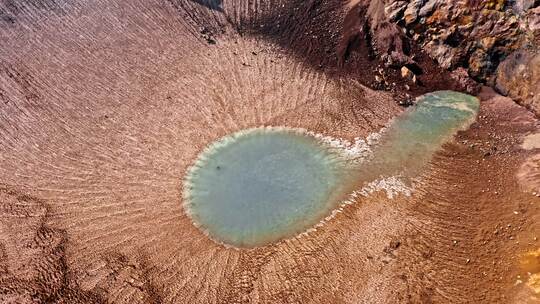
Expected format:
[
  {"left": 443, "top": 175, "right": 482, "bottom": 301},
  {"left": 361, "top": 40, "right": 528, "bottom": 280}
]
[
  {"left": 0, "top": 1, "right": 538, "bottom": 303},
  {"left": 0, "top": 187, "right": 105, "bottom": 303}
]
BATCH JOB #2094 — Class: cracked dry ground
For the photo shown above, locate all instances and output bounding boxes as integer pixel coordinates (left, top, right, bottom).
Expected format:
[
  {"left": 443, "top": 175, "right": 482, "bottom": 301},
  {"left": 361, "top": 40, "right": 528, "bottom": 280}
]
[{"left": 0, "top": 1, "right": 539, "bottom": 303}]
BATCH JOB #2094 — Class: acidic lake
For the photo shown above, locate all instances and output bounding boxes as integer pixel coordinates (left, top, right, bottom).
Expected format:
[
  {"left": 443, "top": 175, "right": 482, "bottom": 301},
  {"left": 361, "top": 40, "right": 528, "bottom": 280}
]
[{"left": 183, "top": 91, "right": 480, "bottom": 248}]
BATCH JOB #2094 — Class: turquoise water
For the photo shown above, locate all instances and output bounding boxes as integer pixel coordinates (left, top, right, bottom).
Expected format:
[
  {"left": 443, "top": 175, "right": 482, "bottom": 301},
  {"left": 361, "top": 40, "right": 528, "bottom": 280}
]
[
  {"left": 366, "top": 91, "right": 480, "bottom": 177},
  {"left": 184, "top": 128, "right": 351, "bottom": 247},
  {"left": 183, "top": 91, "right": 479, "bottom": 248}
]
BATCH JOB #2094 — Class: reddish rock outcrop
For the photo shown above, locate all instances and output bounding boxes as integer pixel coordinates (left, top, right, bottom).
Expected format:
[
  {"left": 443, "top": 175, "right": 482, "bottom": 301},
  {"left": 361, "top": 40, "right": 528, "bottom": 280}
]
[
  {"left": 346, "top": 0, "right": 539, "bottom": 109},
  {"left": 496, "top": 49, "right": 540, "bottom": 115}
]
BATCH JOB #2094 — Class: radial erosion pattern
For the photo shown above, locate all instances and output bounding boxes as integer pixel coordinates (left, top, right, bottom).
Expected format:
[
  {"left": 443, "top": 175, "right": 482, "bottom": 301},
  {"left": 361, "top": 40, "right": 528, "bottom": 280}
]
[{"left": 0, "top": 1, "right": 539, "bottom": 303}]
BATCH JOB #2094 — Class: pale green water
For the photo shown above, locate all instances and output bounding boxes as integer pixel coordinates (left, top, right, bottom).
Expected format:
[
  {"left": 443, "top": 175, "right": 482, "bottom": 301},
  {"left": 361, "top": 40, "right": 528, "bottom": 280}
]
[
  {"left": 184, "top": 128, "right": 352, "bottom": 247},
  {"left": 366, "top": 90, "right": 480, "bottom": 178},
  {"left": 183, "top": 91, "right": 479, "bottom": 248}
]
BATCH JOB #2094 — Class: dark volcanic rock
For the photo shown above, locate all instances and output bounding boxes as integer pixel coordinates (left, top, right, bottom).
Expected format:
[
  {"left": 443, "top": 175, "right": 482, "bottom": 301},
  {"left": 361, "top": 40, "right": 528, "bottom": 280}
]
[
  {"left": 340, "top": 0, "right": 413, "bottom": 67},
  {"left": 451, "top": 67, "right": 482, "bottom": 95}
]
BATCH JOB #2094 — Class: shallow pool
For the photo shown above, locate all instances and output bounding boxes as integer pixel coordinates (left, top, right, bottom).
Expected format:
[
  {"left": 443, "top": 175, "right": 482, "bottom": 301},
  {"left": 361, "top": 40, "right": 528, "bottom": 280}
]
[
  {"left": 183, "top": 128, "right": 352, "bottom": 247},
  {"left": 183, "top": 91, "right": 480, "bottom": 248}
]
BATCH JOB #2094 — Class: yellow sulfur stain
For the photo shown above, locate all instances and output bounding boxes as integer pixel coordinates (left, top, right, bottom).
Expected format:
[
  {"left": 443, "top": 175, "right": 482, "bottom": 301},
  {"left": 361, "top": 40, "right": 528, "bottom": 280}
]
[
  {"left": 522, "top": 249, "right": 540, "bottom": 295},
  {"left": 529, "top": 273, "right": 540, "bottom": 294}
]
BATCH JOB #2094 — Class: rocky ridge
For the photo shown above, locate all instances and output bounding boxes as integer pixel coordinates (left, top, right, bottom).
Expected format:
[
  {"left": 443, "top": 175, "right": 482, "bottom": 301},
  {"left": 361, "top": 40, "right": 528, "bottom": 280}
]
[{"left": 353, "top": 0, "right": 539, "bottom": 113}]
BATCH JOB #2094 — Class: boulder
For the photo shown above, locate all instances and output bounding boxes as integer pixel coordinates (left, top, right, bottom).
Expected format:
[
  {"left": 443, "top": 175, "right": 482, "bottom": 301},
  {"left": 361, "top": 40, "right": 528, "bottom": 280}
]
[
  {"left": 403, "top": 0, "right": 425, "bottom": 25},
  {"left": 385, "top": 1, "right": 407, "bottom": 22},
  {"left": 418, "top": 0, "right": 444, "bottom": 17},
  {"left": 513, "top": 0, "right": 536, "bottom": 14},
  {"left": 450, "top": 67, "right": 482, "bottom": 95},
  {"left": 496, "top": 50, "right": 540, "bottom": 115},
  {"left": 401, "top": 66, "right": 414, "bottom": 79}
]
